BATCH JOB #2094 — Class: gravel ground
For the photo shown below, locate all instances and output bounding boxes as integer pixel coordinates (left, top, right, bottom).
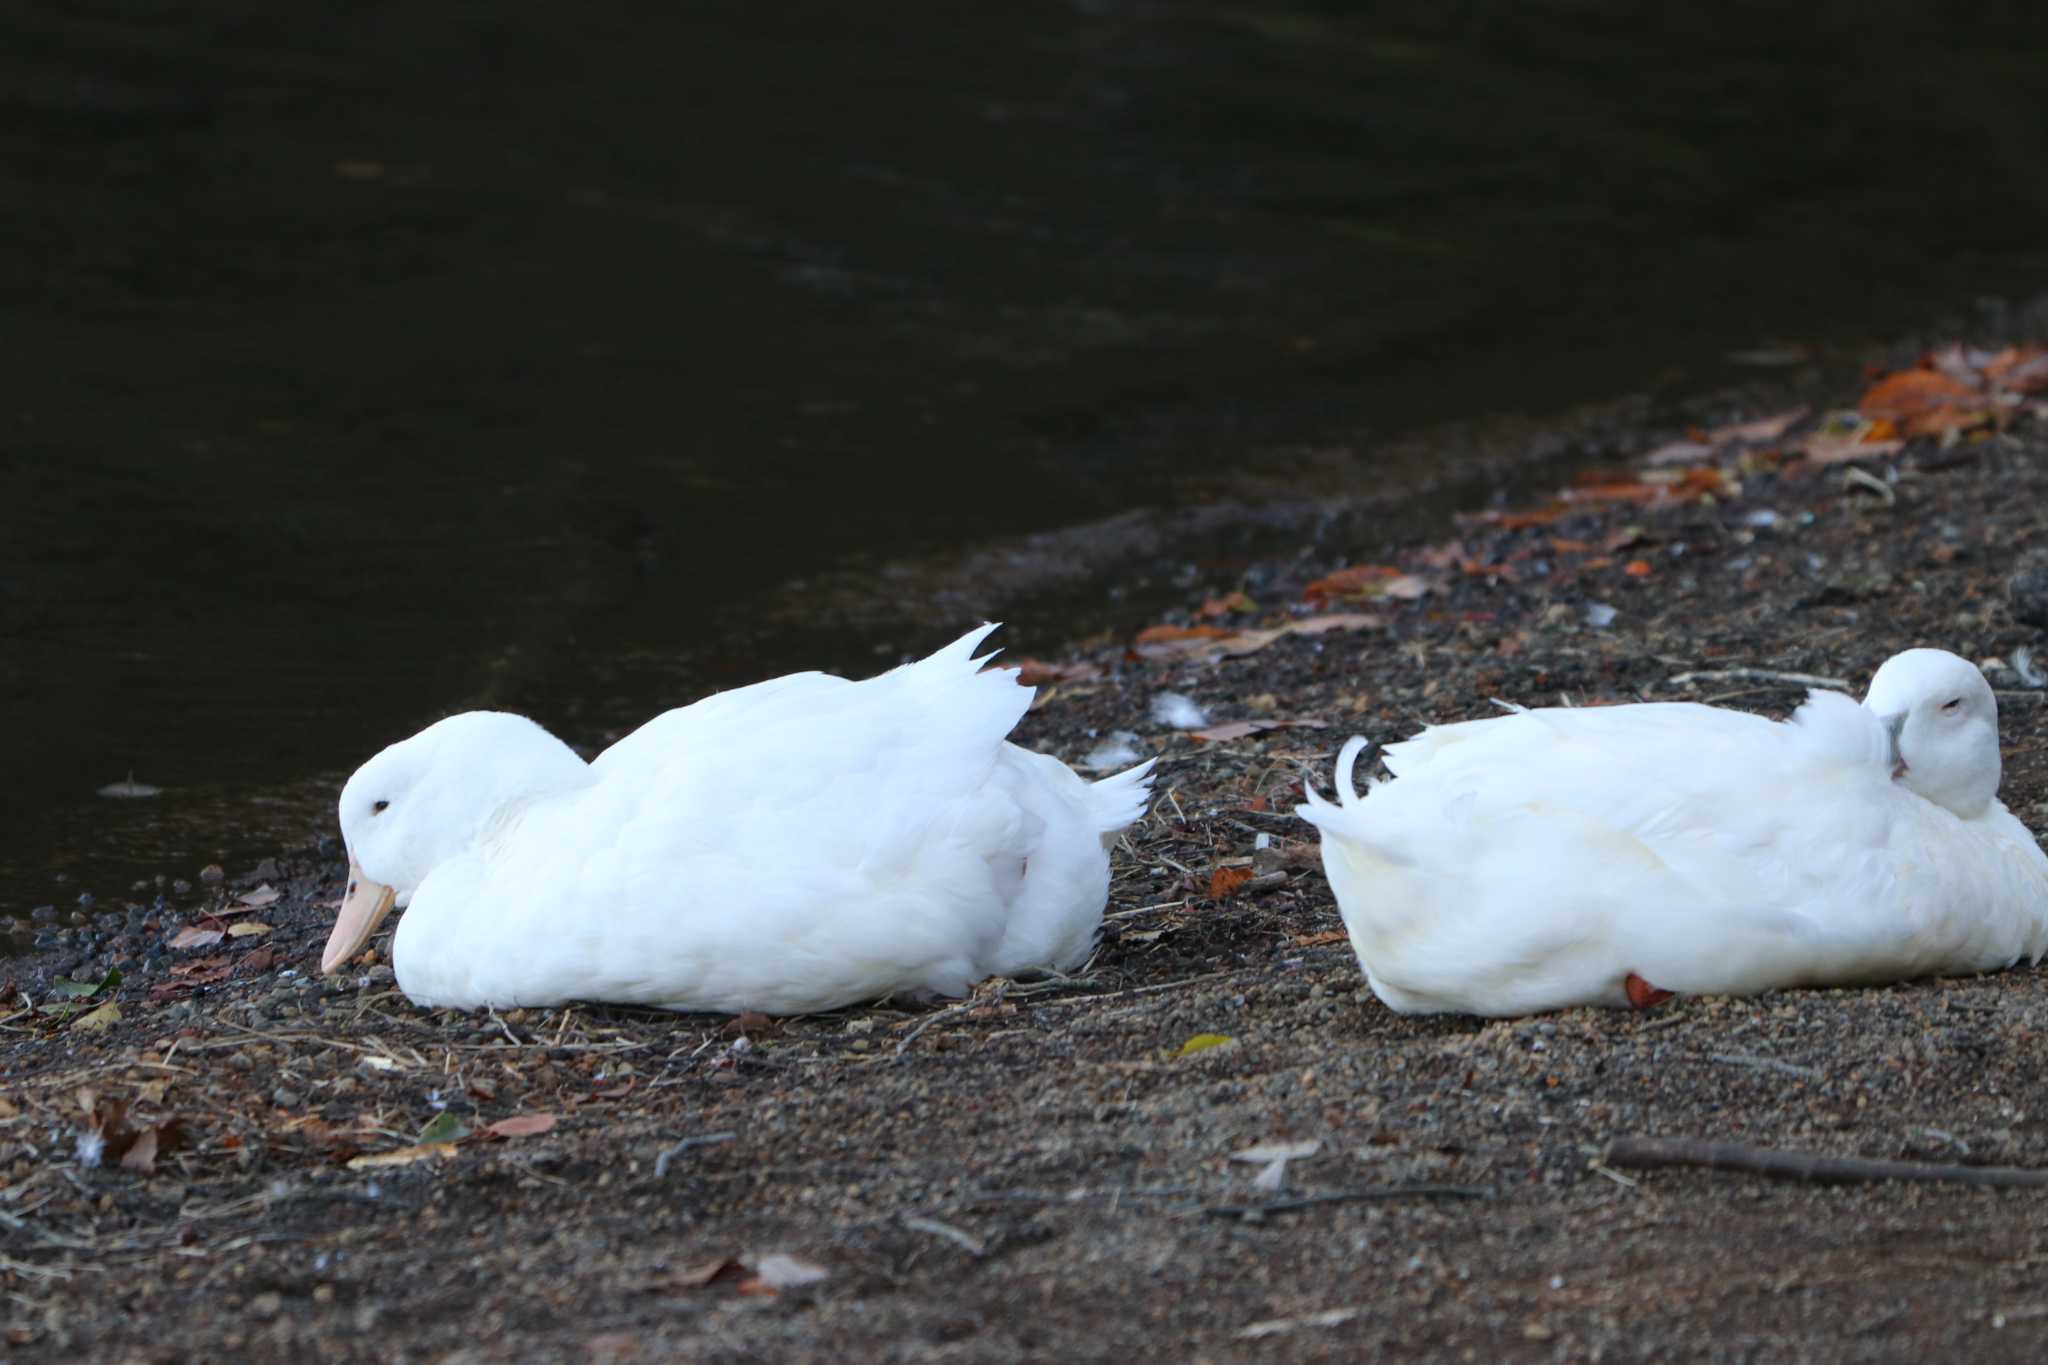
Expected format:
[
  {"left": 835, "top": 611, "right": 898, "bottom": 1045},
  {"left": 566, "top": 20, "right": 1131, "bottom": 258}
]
[{"left": 5, "top": 344, "right": 2048, "bottom": 1362}]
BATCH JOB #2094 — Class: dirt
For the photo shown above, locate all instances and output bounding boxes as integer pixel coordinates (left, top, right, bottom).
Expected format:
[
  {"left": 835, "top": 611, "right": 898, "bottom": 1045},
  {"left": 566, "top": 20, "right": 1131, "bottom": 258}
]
[{"left": 6, "top": 351, "right": 2048, "bottom": 1363}]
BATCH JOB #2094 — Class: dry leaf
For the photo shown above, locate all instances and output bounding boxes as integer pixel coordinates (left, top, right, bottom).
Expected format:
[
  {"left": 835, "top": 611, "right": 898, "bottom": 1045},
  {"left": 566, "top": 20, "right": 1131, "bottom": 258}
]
[
  {"left": 168, "top": 926, "right": 224, "bottom": 950},
  {"left": 1207, "top": 866, "right": 1255, "bottom": 899},
  {"left": 1293, "top": 931, "right": 1348, "bottom": 947},
  {"left": 234, "top": 885, "right": 282, "bottom": 909},
  {"left": 1859, "top": 369, "right": 1978, "bottom": 419},
  {"left": 346, "top": 1142, "right": 459, "bottom": 1170},
  {"left": 1011, "top": 658, "right": 1102, "bottom": 686},
  {"left": 1173, "top": 1033, "right": 1234, "bottom": 1058},
  {"left": 1302, "top": 564, "right": 1400, "bottom": 604},
  {"left": 486, "top": 1113, "right": 558, "bottom": 1139},
  {"left": 227, "top": 921, "right": 272, "bottom": 938},
  {"left": 667, "top": 1258, "right": 748, "bottom": 1289},
  {"left": 72, "top": 1001, "right": 121, "bottom": 1032},
  {"left": 1133, "top": 623, "right": 1233, "bottom": 644}
]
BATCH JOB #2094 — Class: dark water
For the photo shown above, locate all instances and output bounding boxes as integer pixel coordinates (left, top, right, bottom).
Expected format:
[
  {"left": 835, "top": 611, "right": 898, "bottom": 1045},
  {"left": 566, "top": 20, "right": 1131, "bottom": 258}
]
[{"left": 5, "top": 2, "right": 2048, "bottom": 926}]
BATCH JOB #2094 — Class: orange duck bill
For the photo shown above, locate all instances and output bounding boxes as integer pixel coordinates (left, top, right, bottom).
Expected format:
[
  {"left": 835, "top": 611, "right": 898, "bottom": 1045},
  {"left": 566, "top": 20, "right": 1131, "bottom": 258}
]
[{"left": 321, "top": 859, "right": 397, "bottom": 975}]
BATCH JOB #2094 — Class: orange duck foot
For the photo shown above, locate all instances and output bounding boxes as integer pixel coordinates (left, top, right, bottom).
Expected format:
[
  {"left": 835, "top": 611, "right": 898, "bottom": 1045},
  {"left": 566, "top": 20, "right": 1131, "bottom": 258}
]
[{"left": 1624, "top": 973, "right": 1674, "bottom": 1009}]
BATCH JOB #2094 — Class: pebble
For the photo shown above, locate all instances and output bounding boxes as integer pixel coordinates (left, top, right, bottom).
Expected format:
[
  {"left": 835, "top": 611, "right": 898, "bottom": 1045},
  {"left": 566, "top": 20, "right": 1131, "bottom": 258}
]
[
  {"left": 247, "top": 1291, "right": 283, "bottom": 1320},
  {"left": 272, "top": 1087, "right": 302, "bottom": 1109},
  {"left": 30, "top": 905, "right": 56, "bottom": 924},
  {"left": 199, "top": 864, "right": 225, "bottom": 884}
]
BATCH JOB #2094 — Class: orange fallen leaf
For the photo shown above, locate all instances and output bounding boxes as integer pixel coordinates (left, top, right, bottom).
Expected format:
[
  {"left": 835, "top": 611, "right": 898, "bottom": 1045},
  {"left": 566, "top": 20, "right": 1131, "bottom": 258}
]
[
  {"left": 1207, "top": 866, "right": 1255, "bottom": 899},
  {"left": 1622, "top": 559, "right": 1653, "bottom": 577},
  {"left": 1858, "top": 369, "right": 1977, "bottom": 419},
  {"left": 1293, "top": 931, "right": 1348, "bottom": 947},
  {"left": 1302, "top": 564, "right": 1399, "bottom": 603},
  {"left": 1011, "top": 657, "right": 1102, "bottom": 686}
]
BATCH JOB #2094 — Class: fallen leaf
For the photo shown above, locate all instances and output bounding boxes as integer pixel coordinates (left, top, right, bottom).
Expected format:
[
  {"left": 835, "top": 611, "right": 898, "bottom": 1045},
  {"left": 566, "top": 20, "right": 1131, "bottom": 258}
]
[
  {"left": 168, "top": 926, "right": 225, "bottom": 950},
  {"left": 48, "top": 969, "right": 119, "bottom": 999},
  {"left": 1802, "top": 431, "right": 1905, "bottom": 464},
  {"left": 1205, "top": 613, "right": 1382, "bottom": 660},
  {"left": 1010, "top": 658, "right": 1102, "bottom": 686},
  {"left": 1858, "top": 369, "right": 1978, "bottom": 419},
  {"left": 1622, "top": 559, "right": 1653, "bottom": 577},
  {"left": 1134, "top": 623, "right": 1233, "bottom": 644},
  {"left": 234, "top": 885, "right": 282, "bottom": 909},
  {"left": 170, "top": 954, "right": 235, "bottom": 981},
  {"left": 1198, "top": 591, "right": 1257, "bottom": 617},
  {"left": 1207, "top": 866, "right": 1255, "bottom": 899},
  {"left": 1702, "top": 406, "right": 1809, "bottom": 447},
  {"left": 227, "top": 921, "right": 273, "bottom": 938},
  {"left": 72, "top": 1001, "right": 121, "bottom": 1032},
  {"left": 738, "top": 1252, "right": 831, "bottom": 1294},
  {"left": 1302, "top": 564, "right": 1400, "bottom": 604},
  {"left": 666, "top": 1258, "right": 748, "bottom": 1289},
  {"left": 417, "top": 1112, "right": 472, "bottom": 1144},
  {"left": 485, "top": 1113, "right": 558, "bottom": 1139},
  {"left": 1173, "top": 1033, "right": 1234, "bottom": 1058},
  {"left": 1639, "top": 439, "right": 1714, "bottom": 467},
  {"left": 346, "top": 1142, "right": 460, "bottom": 1170},
  {"left": 1293, "top": 931, "right": 1347, "bottom": 947}
]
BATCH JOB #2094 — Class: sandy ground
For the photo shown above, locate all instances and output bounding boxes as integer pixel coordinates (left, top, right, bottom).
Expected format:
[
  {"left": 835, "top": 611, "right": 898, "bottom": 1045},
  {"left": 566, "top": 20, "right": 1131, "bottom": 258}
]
[{"left": 5, "top": 346, "right": 2048, "bottom": 1362}]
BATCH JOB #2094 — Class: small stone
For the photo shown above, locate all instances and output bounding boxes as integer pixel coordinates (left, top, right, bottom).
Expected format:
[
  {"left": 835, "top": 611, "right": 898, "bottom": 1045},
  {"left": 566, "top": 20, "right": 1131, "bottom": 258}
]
[
  {"left": 29, "top": 906, "right": 56, "bottom": 924},
  {"left": 248, "top": 1291, "right": 283, "bottom": 1319},
  {"left": 76, "top": 893, "right": 95, "bottom": 910},
  {"left": 271, "top": 1087, "right": 302, "bottom": 1109},
  {"left": 172, "top": 879, "right": 192, "bottom": 894},
  {"left": 364, "top": 965, "right": 396, "bottom": 984},
  {"left": 199, "top": 864, "right": 225, "bottom": 884}
]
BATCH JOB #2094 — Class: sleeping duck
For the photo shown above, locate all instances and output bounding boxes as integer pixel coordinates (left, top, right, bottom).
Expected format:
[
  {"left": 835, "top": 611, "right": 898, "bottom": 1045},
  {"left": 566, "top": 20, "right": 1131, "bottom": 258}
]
[
  {"left": 320, "top": 624, "right": 1154, "bottom": 1013},
  {"left": 1298, "top": 648, "right": 2048, "bottom": 1017}
]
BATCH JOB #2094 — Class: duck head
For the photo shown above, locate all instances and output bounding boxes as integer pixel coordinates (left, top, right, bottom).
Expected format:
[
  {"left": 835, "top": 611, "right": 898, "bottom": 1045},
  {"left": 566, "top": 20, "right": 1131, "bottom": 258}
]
[
  {"left": 1862, "top": 648, "right": 2001, "bottom": 819},
  {"left": 321, "top": 711, "right": 590, "bottom": 974}
]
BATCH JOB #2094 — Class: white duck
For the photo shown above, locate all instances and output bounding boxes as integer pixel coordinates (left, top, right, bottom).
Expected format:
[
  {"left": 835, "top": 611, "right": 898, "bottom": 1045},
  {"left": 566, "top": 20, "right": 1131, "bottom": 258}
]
[
  {"left": 320, "top": 625, "right": 1154, "bottom": 1013},
  {"left": 1298, "top": 648, "right": 2048, "bottom": 1017}
]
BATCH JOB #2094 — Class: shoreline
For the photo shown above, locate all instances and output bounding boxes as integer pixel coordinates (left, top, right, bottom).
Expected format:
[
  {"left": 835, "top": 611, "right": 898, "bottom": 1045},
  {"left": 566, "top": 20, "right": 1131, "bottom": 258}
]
[{"left": 5, "top": 333, "right": 2048, "bottom": 1358}]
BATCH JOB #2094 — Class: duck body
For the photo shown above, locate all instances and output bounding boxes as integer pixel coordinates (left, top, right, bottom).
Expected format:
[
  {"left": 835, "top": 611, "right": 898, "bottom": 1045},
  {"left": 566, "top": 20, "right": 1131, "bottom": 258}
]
[
  {"left": 327, "top": 625, "right": 1153, "bottom": 1013},
  {"left": 1298, "top": 650, "right": 2048, "bottom": 1017}
]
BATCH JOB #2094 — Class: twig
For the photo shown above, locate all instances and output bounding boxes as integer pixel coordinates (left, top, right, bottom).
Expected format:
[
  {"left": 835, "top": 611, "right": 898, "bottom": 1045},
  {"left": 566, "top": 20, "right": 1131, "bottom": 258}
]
[
  {"left": 1707, "top": 1052, "right": 1820, "bottom": 1079},
  {"left": 652, "top": 1131, "right": 736, "bottom": 1178},
  {"left": 1664, "top": 667, "right": 1848, "bottom": 690},
  {"left": 1029, "top": 970, "right": 1240, "bottom": 1011},
  {"left": 1603, "top": 1136, "right": 2048, "bottom": 1188},
  {"left": 900, "top": 1215, "right": 986, "bottom": 1257},
  {"left": 1203, "top": 1185, "right": 1493, "bottom": 1219}
]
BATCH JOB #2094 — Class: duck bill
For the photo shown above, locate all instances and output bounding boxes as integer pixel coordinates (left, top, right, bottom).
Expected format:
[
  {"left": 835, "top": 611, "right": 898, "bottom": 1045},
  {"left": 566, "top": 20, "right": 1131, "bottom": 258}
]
[
  {"left": 321, "top": 858, "right": 398, "bottom": 974},
  {"left": 1880, "top": 712, "right": 1908, "bottom": 780}
]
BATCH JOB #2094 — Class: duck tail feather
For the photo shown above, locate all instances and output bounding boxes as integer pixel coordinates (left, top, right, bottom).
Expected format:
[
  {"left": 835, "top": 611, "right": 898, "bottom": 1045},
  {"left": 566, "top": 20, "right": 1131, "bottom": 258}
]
[{"left": 1089, "top": 756, "right": 1157, "bottom": 835}]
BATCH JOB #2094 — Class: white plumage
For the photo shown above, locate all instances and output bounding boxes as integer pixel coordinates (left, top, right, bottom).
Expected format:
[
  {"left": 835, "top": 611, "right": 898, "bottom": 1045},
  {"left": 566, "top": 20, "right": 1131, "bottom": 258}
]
[
  {"left": 1298, "top": 648, "right": 2048, "bottom": 1017},
  {"left": 321, "top": 625, "right": 1154, "bottom": 1013}
]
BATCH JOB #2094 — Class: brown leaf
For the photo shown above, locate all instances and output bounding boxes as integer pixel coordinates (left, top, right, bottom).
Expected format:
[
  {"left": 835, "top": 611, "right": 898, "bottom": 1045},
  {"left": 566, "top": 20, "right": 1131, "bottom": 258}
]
[
  {"left": 1133, "top": 623, "right": 1234, "bottom": 644},
  {"left": 167, "top": 926, "right": 224, "bottom": 950},
  {"left": 1293, "top": 931, "right": 1349, "bottom": 947},
  {"left": 667, "top": 1258, "right": 748, "bottom": 1289},
  {"left": 1858, "top": 368, "right": 1978, "bottom": 419},
  {"left": 346, "top": 1142, "right": 459, "bottom": 1170},
  {"left": 1010, "top": 657, "right": 1102, "bottom": 686},
  {"left": 485, "top": 1113, "right": 558, "bottom": 1139},
  {"left": 1302, "top": 564, "right": 1399, "bottom": 604},
  {"left": 1207, "top": 866, "right": 1255, "bottom": 899},
  {"left": 234, "top": 885, "right": 282, "bottom": 909}
]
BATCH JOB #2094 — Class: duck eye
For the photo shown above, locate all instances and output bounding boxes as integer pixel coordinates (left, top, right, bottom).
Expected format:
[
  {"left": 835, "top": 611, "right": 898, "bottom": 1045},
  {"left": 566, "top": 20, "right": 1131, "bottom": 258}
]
[
  {"left": 372, "top": 799, "right": 390, "bottom": 814},
  {"left": 1940, "top": 698, "right": 1961, "bottom": 713}
]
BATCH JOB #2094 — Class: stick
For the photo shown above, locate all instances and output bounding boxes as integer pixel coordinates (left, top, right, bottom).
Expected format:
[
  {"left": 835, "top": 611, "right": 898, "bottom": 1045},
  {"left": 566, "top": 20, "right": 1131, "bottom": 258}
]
[
  {"left": 1664, "top": 668, "right": 1848, "bottom": 690},
  {"left": 1203, "top": 1184, "right": 1493, "bottom": 1219},
  {"left": 1603, "top": 1136, "right": 2048, "bottom": 1188},
  {"left": 652, "top": 1130, "right": 736, "bottom": 1178}
]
